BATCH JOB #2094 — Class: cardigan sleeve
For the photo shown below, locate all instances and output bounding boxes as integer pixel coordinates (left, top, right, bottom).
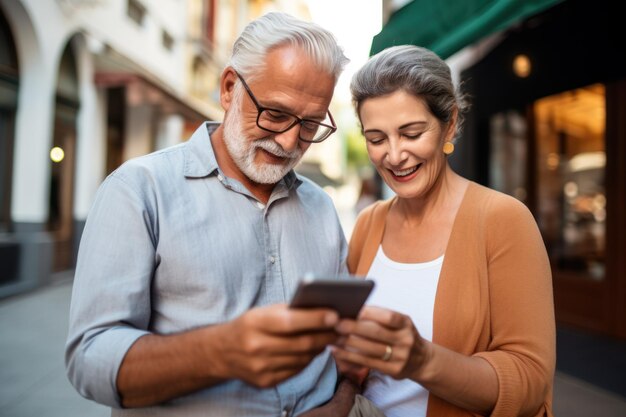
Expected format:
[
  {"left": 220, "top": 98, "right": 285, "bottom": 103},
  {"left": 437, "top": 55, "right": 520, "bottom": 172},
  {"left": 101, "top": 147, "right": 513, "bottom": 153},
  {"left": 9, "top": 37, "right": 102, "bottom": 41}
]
[{"left": 473, "top": 196, "right": 556, "bottom": 417}]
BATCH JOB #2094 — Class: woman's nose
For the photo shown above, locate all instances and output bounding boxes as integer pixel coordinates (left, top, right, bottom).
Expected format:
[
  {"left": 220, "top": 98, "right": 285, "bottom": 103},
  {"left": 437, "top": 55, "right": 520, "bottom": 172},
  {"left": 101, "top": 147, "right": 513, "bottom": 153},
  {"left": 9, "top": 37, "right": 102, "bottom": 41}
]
[{"left": 386, "top": 140, "right": 407, "bottom": 166}]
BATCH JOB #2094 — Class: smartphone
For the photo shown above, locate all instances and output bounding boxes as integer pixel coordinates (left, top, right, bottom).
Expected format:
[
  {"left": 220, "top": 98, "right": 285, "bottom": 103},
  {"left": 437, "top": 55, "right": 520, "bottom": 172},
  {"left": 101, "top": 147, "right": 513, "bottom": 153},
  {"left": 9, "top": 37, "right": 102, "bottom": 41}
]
[{"left": 289, "top": 277, "right": 375, "bottom": 319}]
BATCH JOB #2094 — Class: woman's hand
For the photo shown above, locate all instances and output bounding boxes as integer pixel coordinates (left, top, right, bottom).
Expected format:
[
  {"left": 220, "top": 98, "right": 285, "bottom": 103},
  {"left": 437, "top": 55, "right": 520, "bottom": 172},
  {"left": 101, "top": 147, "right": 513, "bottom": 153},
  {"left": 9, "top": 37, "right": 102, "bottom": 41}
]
[
  {"left": 333, "top": 305, "right": 499, "bottom": 414},
  {"left": 332, "top": 306, "right": 432, "bottom": 381}
]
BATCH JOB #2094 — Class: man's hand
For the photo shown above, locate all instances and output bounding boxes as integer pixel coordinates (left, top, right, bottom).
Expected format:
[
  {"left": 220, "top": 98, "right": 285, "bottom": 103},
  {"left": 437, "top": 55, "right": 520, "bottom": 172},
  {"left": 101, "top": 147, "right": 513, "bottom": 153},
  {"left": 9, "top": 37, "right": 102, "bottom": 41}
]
[
  {"left": 213, "top": 304, "right": 340, "bottom": 388},
  {"left": 117, "top": 304, "right": 339, "bottom": 407},
  {"left": 296, "top": 378, "right": 360, "bottom": 417}
]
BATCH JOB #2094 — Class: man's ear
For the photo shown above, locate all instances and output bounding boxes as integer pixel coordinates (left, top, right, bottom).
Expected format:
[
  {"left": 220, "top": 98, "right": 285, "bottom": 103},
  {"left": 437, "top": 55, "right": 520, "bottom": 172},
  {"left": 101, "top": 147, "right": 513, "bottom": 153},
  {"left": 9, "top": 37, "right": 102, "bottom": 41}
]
[{"left": 220, "top": 67, "right": 238, "bottom": 112}]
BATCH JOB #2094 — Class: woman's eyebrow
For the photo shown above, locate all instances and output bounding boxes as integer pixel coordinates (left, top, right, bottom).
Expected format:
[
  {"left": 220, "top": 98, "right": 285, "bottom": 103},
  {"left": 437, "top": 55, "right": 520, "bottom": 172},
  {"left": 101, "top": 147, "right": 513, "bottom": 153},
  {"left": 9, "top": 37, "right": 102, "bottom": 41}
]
[
  {"left": 363, "top": 121, "right": 428, "bottom": 134},
  {"left": 398, "top": 121, "right": 428, "bottom": 129}
]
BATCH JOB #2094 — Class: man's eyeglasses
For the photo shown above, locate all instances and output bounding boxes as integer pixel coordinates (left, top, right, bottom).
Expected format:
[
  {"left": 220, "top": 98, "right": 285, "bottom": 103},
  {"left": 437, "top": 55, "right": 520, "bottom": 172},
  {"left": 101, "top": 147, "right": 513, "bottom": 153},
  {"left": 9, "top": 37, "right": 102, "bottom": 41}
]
[{"left": 234, "top": 71, "right": 337, "bottom": 143}]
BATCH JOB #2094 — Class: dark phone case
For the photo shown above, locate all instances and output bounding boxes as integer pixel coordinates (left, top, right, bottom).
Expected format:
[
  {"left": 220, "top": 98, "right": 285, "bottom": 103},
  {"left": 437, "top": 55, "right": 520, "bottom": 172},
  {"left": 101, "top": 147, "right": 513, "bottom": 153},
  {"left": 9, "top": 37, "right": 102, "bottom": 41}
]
[{"left": 289, "top": 279, "right": 375, "bottom": 318}]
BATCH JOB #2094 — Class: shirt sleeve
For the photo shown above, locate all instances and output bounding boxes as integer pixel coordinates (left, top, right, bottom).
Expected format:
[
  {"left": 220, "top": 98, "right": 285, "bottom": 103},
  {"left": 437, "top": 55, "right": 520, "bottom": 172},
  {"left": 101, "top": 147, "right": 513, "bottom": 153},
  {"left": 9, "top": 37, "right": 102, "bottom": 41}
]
[
  {"left": 65, "top": 170, "right": 156, "bottom": 408},
  {"left": 338, "top": 227, "right": 349, "bottom": 276},
  {"left": 473, "top": 196, "right": 556, "bottom": 416},
  {"left": 331, "top": 201, "right": 350, "bottom": 277}
]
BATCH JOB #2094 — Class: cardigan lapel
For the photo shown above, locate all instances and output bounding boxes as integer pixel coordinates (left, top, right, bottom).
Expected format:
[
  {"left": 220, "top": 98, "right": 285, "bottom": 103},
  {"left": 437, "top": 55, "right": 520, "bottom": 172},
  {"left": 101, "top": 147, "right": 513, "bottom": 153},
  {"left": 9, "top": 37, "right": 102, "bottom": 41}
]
[
  {"left": 355, "top": 198, "right": 394, "bottom": 276},
  {"left": 432, "top": 182, "right": 479, "bottom": 351}
]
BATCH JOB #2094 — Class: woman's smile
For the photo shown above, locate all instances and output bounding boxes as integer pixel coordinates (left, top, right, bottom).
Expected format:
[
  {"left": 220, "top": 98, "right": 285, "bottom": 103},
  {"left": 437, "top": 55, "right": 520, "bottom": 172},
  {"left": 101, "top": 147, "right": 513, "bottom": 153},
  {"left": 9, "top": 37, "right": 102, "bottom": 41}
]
[{"left": 388, "top": 163, "right": 422, "bottom": 182}]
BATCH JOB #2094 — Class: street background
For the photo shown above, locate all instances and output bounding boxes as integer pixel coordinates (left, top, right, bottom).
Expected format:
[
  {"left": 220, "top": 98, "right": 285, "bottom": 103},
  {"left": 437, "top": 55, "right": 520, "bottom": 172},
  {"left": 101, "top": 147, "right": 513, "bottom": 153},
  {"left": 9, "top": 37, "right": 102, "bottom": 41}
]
[{"left": 2, "top": 0, "right": 626, "bottom": 415}]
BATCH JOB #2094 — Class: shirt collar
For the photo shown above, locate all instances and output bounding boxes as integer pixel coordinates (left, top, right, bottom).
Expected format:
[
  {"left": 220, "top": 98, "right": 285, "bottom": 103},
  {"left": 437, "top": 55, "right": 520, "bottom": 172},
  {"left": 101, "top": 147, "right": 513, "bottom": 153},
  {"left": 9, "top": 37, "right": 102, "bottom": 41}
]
[
  {"left": 283, "top": 169, "right": 302, "bottom": 190},
  {"left": 183, "top": 121, "right": 220, "bottom": 178},
  {"left": 183, "top": 121, "right": 303, "bottom": 191}
]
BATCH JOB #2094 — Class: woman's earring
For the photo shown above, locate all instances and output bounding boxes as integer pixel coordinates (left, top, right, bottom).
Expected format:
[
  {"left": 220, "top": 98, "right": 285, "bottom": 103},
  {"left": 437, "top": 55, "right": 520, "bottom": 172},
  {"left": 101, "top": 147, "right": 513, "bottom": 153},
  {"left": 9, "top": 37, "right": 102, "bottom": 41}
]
[{"left": 443, "top": 142, "right": 455, "bottom": 155}]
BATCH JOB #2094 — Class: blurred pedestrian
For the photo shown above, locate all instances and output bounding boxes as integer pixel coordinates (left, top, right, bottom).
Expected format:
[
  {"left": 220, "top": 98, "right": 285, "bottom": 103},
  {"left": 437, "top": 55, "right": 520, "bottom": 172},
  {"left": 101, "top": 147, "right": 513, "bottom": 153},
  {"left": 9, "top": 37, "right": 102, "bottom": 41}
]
[
  {"left": 331, "top": 45, "right": 556, "bottom": 417},
  {"left": 355, "top": 175, "right": 380, "bottom": 214},
  {"left": 65, "top": 12, "right": 351, "bottom": 416}
]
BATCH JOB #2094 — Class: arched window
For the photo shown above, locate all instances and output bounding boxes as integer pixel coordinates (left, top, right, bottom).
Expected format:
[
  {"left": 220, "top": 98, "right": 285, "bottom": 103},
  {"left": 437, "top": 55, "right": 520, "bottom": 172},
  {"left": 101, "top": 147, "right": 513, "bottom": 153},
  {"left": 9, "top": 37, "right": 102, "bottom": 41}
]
[{"left": 0, "top": 9, "right": 19, "bottom": 232}]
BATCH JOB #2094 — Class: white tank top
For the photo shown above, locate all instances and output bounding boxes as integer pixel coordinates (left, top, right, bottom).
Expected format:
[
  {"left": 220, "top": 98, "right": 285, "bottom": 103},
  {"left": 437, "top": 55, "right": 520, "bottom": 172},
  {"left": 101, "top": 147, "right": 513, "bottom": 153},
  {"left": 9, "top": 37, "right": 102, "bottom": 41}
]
[{"left": 363, "top": 245, "right": 443, "bottom": 417}]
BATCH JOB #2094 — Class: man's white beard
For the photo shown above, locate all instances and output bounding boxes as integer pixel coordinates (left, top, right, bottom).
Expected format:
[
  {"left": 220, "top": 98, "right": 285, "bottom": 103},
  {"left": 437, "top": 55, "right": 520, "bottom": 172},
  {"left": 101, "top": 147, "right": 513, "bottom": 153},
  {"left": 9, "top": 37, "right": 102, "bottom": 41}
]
[{"left": 222, "top": 86, "right": 303, "bottom": 184}]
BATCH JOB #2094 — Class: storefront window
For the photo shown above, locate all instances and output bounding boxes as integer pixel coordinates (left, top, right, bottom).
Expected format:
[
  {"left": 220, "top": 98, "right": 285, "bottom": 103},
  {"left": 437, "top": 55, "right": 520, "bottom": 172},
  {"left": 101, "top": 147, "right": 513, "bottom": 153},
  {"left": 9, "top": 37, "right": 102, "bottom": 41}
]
[
  {"left": 534, "top": 84, "right": 606, "bottom": 280},
  {"left": 489, "top": 110, "right": 528, "bottom": 203}
]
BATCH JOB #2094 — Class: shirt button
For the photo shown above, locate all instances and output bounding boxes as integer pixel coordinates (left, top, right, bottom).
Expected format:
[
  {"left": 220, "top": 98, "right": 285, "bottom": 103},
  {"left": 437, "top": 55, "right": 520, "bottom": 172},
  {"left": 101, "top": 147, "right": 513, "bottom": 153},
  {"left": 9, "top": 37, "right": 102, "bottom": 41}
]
[
  {"left": 269, "top": 256, "right": 276, "bottom": 264},
  {"left": 256, "top": 201, "right": 265, "bottom": 209},
  {"left": 281, "top": 410, "right": 289, "bottom": 417},
  {"left": 217, "top": 174, "right": 224, "bottom": 182}
]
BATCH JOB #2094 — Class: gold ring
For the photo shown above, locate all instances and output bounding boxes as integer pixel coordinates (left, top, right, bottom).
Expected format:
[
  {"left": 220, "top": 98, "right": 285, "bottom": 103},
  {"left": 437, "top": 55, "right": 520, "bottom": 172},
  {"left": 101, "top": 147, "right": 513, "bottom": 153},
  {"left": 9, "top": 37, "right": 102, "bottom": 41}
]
[{"left": 381, "top": 344, "right": 392, "bottom": 361}]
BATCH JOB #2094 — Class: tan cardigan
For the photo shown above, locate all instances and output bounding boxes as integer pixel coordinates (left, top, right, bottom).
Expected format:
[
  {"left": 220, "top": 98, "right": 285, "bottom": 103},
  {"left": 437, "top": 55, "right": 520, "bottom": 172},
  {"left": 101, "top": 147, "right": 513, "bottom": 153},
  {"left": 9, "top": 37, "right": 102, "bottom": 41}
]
[{"left": 348, "top": 182, "right": 555, "bottom": 417}]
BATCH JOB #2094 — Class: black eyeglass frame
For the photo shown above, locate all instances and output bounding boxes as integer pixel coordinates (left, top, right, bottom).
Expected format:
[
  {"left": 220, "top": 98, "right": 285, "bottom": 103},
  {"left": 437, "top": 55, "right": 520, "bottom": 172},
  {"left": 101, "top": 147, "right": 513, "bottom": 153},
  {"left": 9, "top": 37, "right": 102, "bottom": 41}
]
[{"left": 234, "top": 71, "right": 337, "bottom": 143}]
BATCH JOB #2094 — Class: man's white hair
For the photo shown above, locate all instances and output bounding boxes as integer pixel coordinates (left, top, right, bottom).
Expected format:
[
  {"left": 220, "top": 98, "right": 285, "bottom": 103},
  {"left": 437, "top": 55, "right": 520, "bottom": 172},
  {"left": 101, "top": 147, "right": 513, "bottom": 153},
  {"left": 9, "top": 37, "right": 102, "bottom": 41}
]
[{"left": 228, "top": 12, "right": 349, "bottom": 83}]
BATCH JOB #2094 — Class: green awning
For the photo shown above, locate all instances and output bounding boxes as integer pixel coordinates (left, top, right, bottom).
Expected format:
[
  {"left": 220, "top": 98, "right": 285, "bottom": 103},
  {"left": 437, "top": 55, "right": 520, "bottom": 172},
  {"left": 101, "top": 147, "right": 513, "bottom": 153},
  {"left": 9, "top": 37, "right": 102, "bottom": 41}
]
[{"left": 371, "top": 0, "right": 565, "bottom": 59}]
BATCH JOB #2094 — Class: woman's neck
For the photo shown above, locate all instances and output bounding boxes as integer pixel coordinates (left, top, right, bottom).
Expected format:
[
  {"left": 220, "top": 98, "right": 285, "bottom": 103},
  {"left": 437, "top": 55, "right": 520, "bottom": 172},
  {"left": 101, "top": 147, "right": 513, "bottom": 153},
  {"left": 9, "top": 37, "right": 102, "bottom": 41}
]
[{"left": 393, "top": 166, "right": 467, "bottom": 227}]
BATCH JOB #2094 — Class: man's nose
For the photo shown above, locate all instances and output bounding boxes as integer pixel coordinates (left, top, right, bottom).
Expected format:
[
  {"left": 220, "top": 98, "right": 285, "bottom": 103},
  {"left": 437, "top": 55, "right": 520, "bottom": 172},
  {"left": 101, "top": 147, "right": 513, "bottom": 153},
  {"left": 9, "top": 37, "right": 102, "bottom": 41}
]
[{"left": 273, "top": 124, "right": 301, "bottom": 153}]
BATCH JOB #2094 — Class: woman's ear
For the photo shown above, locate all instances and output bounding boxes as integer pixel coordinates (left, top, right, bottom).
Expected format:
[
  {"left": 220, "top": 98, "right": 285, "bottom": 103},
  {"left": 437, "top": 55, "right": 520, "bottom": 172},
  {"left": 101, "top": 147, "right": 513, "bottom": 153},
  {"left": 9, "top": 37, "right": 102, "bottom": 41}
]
[
  {"left": 220, "top": 67, "right": 238, "bottom": 111},
  {"left": 444, "top": 108, "right": 458, "bottom": 142}
]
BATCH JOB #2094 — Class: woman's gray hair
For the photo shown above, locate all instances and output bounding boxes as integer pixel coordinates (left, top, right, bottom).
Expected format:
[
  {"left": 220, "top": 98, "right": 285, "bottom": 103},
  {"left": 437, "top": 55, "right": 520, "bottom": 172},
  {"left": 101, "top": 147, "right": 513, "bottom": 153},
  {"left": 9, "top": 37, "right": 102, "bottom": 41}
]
[
  {"left": 351, "top": 45, "right": 470, "bottom": 140},
  {"left": 229, "top": 12, "right": 349, "bottom": 83}
]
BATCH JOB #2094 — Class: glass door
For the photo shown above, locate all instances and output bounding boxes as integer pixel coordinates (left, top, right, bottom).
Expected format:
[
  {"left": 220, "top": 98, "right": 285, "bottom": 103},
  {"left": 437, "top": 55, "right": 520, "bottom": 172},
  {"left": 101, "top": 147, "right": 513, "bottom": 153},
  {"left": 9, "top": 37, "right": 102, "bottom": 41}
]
[{"left": 534, "top": 84, "right": 606, "bottom": 282}]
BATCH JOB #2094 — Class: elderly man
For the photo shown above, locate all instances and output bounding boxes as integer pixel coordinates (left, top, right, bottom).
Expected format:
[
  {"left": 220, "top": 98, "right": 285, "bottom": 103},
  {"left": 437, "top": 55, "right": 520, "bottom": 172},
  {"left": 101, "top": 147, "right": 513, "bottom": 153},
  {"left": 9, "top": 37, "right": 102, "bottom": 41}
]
[{"left": 66, "top": 12, "right": 351, "bottom": 416}]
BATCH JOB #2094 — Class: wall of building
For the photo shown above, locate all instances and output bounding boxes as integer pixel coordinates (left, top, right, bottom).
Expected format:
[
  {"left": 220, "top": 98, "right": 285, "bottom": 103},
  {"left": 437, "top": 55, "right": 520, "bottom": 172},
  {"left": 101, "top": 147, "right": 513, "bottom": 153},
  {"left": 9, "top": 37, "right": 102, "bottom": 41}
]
[{"left": 0, "top": 0, "right": 219, "bottom": 297}]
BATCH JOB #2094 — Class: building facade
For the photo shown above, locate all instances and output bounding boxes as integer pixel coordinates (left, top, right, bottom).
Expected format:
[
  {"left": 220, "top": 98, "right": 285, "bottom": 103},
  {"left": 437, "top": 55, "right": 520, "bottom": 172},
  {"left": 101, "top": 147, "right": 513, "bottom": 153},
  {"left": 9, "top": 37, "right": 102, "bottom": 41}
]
[{"left": 0, "top": 0, "right": 227, "bottom": 297}]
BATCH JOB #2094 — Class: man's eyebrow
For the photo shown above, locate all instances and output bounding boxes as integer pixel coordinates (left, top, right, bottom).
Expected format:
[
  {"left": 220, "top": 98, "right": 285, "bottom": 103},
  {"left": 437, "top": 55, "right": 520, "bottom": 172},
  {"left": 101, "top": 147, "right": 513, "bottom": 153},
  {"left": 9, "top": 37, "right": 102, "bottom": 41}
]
[
  {"left": 303, "top": 112, "right": 328, "bottom": 122},
  {"left": 258, "top": 99, "right": 290, "bottom": 112},
  {"left": 262, "top": 101, "right": 327, "bottom": 121}
]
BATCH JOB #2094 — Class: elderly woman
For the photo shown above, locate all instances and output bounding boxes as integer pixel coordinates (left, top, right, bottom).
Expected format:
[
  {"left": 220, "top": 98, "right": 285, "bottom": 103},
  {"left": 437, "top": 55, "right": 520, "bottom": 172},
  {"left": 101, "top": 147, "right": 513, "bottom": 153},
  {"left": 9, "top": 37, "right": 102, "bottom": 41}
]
[{"left": 331, "top": 45, "right": 556, "bottom": 417}]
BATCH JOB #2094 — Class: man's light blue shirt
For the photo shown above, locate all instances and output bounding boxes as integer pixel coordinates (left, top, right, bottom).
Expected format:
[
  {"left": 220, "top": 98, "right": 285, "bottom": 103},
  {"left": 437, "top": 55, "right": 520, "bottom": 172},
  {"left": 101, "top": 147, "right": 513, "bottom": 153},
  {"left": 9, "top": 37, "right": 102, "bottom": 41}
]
[{"left": 65, "top": 122, "right": 348, "bottom": 416}]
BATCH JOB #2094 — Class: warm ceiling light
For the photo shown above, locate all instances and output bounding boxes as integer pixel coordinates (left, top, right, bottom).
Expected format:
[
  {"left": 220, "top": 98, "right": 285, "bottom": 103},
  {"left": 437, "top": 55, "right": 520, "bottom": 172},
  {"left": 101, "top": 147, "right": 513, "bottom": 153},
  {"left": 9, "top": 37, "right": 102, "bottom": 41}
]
[
  {"left": 50, "top": 146, "right": 65, "bottom": 163},
  {"left": 546, "top": 152, "right": 559, "bottom": 170},
  {"left": 513, "top": 54, "right": 531, "bottom": 78}
]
